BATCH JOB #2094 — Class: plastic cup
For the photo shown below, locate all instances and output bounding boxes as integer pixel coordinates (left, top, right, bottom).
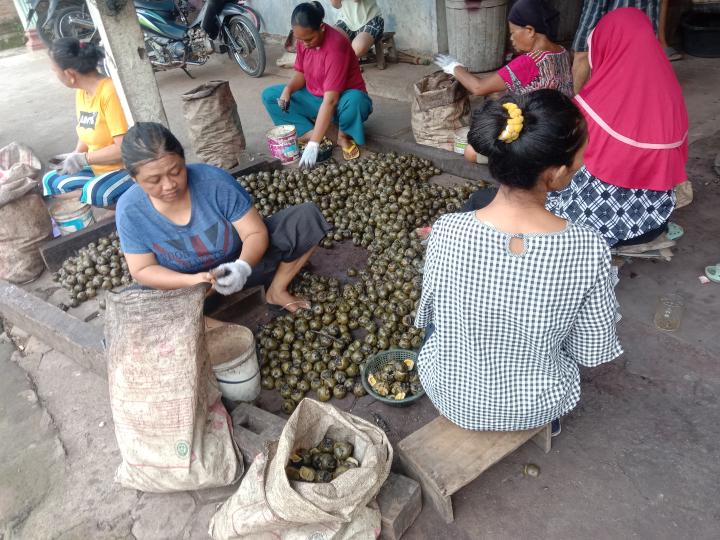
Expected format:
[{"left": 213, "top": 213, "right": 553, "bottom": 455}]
[{"left": 653, "top": 294, "right": 684, "bottom": 332}]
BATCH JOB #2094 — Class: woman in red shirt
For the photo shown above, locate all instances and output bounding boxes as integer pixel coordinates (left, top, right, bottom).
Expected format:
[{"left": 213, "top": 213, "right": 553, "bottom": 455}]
[{"left": 262, "top": 1, "right": 373, "bottom": 167}]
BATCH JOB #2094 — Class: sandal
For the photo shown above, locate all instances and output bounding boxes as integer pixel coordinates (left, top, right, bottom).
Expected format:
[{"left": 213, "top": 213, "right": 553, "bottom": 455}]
[
  {"left": 268, "top": 299, "right": 311, "bottom": 315},
  {"left": 342, "top": 142, "right": 360, "bottom": 161},
  {"left": 705, "top": 264, "right": 720, "bottom": 284},
  {"left": 666, "top": 222, "right": 684, "bottom": 241}
]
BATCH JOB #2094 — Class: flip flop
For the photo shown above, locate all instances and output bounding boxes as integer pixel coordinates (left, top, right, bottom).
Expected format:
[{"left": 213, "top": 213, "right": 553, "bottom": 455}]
[
  {"left": 342, "top": 142, "right": 360, "bottom": 161},
  {"left": 268, "top": 299, "right": 311, "bottom": 315},
  {"left": 666, "top": 222, "right": 684, "bottom": 241},
  {"left": 705, "top": 264, "right": 720, "bottom": 283}
]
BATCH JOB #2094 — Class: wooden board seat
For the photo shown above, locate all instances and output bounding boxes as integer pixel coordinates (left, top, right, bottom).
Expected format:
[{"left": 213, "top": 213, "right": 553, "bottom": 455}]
[{"left": 398, "top": 416, "right": 551, "bottom": 523}]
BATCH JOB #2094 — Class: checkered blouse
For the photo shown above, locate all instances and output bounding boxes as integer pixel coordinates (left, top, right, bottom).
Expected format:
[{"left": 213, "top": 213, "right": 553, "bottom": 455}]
[{"left": 415, "top": 212, "right": 623, "bottom": 431}]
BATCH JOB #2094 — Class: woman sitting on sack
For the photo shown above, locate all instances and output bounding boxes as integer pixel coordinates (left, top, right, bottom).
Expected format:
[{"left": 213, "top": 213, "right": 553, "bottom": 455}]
[
  {"left": 416, "top": 90, "right": 622, "bottom": 434},
  {"left": 435, "top": 0, "right": 573, "bottom": 99},
  {"left": 332, "top": 0, "right": 384, "bottom": 58},
  {"left": 262, "top": 1, "right": 373, "bottom": 167},
  {"left": 115, "top": 122, "right": 330, "bottom": 313},
  {"left": 42, "top": 38, "right": 133, "bottom": 207}
]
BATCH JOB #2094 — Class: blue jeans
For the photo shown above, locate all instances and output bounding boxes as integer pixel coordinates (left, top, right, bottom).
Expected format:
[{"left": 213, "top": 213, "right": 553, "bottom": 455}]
[{"left": 262, "top": 85, "right": 373, "bottom": 145}]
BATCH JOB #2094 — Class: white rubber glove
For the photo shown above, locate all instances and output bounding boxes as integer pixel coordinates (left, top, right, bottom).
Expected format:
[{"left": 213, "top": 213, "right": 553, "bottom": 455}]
[
  {"left": 61, "top": 152, "right": 88, "bottom": 175},
  {"left": 434, "top": 54, "right": 464, "bottom": 76},
  {"left": 211, "top": 259, "right": 252, "bottom": 296},
  {"left": 299, "top": 141, "right": 319, "bottom": 169}
]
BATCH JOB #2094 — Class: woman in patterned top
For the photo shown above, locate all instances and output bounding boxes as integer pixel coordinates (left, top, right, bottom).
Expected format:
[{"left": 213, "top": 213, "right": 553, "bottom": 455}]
[
  {"left": 546, "top": 9, "right": 688, "bottom": 247},
  {"left": 434, "top": 0, "right": 572, "bottom": 99},
  {"left": 416, "top": 90, "right": 622, "bottom": 432}
]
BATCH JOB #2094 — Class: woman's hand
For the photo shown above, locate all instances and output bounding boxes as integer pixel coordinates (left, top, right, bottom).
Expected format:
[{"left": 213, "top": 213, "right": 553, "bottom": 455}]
[
  {"left": 299, "top": 141, "right": 320, "bottom": 168},
  {"left": 190, "top": 271, "right": 214, "bottom": 286},
  {"left": 434, "top": 54, "right": 464, "bottom": 76},
  {"left": 61, "top": 152, "right": 88, "bottom": 174}
]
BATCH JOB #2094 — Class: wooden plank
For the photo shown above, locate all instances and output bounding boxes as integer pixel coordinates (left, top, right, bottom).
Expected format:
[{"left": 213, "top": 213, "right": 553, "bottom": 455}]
[
  {"left": 531, "top": 423, "right": 552, "bottom": 454},
  {"left": 204, "top": 285, "right": 266, "bottom": 320},
  {"left": 228, "top": 153, "right": 283, "bottom": 178},
  {"left": 398, "top": 416, "right": 542, "bottom": 497},
  {"left": 40, "top": 217, "right": 117, "bottom": 273},
  {"left": 398, "top": 448, "right": 454, "bottom": 523}
]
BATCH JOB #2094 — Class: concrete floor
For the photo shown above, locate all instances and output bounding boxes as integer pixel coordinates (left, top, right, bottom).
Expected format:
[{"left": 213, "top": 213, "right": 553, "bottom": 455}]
[{"left": 1, "top": 43, "right": 720, "bottom": 539}]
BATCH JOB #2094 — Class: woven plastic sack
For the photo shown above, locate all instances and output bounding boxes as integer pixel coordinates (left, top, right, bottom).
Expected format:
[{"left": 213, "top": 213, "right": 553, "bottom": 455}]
[
  {"left": 182, "top": 80, "right": 246, "bottom": 169},
  {"left": 0, "top": 143, "right": 51, "bottom": 284},
  {"left": 411, "top": 71, "right": 471, "bottom": 151},
  {"left": 209, "top": 399, "right": 393, "bottom": 540},
  {"left": 105, "top": 285, "right": 242, "bottom": 492}
]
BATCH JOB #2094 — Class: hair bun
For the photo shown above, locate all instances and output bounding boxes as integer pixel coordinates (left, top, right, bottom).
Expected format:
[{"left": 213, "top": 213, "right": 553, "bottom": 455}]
[{"left": 312, "top": 1, "right": 325, "bottom": 18}]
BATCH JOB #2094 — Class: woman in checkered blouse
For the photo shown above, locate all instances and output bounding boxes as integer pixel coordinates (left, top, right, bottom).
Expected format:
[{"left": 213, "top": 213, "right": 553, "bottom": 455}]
[{"left": 415, "top": 90, "right": 622, "bottom": 432}]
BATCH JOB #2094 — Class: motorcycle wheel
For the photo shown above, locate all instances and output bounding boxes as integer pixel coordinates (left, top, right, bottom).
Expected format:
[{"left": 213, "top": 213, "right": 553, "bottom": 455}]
[
  {"left": 35, "top": 11, "right": 56, "bottom": 47},
  {"left": 224, "top": 15, "right": 265, "bottom": 78},
  {"left": 54, "top": 6, "right": 95, "bottom": 41}
]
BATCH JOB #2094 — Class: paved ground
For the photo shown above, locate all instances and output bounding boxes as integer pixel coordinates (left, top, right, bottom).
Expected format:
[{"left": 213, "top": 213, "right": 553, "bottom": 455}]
[{"left": 1, "top": 43, "right": 720, "bottom": 540}]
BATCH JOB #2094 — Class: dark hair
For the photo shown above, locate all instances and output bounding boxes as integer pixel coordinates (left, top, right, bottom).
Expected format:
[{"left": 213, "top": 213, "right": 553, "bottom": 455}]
[
  {"left": 49, "top": 37, "right": 104, "bottom": 74},
  {"left": 121, "top": 122, "right": 185, "bottom": 176},
  {"left": 468, "top": 90, "right": 586, "bottom": 190},
  {"left": 291, "top": 1, "right": 325, "bottom": 30}
]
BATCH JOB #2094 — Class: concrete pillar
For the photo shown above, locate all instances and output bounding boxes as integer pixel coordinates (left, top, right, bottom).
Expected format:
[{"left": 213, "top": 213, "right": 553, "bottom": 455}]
[{"left": 85, "top": 0, "right": 167, "bottom": 127}]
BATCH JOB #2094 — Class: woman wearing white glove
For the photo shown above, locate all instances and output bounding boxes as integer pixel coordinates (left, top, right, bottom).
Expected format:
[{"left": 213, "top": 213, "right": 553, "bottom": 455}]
[
  {"left": 262, "top": 2, "right": 373, "bottom": 167},
  {"left": 116, "top": 123, "right": 331, "bottom": 313},
  {"left": 42, "top": 38, "right": 133, "bottom": 207},
  {"left": 433, "top": 0, "right": 572, "bottom": 99}
]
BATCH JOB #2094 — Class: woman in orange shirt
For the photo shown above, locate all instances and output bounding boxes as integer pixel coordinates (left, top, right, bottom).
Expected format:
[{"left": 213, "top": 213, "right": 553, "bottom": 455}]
[{"left": 42, "top": 38, "right": 133, "bottom": 207}]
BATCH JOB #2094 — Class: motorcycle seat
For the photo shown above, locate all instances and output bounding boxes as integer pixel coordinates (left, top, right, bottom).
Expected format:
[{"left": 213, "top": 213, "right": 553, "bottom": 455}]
[{"left": 134, "top": 0, "right": 177, "bottom": 14}]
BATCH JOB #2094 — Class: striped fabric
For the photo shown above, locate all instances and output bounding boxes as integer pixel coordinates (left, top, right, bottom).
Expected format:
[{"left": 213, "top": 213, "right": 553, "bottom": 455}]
[
  {"left": 42, "top": 167, "right": 134, "bottom": 207},
  {"left": 572, "top": 0, "right": 659, "bottom": 51}
]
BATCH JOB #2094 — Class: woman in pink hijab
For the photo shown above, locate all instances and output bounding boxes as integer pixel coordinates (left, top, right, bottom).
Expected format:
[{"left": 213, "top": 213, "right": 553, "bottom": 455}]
[{"left": 547, "top": 8, "right": 688, "bottom": 246}]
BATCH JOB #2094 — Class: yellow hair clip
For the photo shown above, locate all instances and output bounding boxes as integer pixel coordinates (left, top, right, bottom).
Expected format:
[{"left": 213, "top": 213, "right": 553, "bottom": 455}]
[{"left": 498, "top": 102, "right": 524, "bottom": 143}]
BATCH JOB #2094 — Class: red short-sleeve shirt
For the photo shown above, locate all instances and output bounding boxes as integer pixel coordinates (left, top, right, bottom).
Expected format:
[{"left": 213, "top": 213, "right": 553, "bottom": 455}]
[{"left": 294, "top": 25, "right": 367, "bottom": 96}]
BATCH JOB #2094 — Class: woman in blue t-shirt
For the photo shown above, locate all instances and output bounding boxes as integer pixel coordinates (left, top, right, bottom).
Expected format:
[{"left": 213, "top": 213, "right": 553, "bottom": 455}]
[{"left": 115, "top": 122, "right": 330, "bottom": 313}]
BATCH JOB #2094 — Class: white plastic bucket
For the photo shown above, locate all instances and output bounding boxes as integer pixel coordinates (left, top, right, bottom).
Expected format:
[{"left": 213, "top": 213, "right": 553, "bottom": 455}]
[
  {"left": 266, "top": 125, "right": 300, "bottom": 165},
  {"left": 49, "top": 199, "right": 95, "bottom": 236},
  {"left": 207, "top": 325, "right": 260, "bottom": 402}
]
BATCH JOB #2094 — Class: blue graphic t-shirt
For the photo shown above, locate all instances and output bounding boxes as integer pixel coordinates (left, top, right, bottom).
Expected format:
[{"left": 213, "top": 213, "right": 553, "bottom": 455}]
[{"left": 116, "top": 163, "right": 252, "bottom": 273}]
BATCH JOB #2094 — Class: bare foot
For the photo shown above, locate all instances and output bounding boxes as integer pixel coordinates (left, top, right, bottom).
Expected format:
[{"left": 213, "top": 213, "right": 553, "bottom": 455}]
[
  {"left": 337, "top": 132, "right": 353, "bottom": 149},
  {"left": 266, "top": 288, "right": 310, "bottom": 313}
]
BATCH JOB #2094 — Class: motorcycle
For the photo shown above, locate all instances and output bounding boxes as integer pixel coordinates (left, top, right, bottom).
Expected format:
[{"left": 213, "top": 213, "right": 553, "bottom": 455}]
[
  {"left": 26, "top": 0, "right": 86, "bottom": 46},
  {"left": 54, "top": 0, "right": 266, "bottom": 78}
]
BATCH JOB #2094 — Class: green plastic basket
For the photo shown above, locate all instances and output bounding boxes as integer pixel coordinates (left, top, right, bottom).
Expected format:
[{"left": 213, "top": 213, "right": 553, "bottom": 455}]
[{"left": 361, "top": 349, "right": 424, "bottom": 407}]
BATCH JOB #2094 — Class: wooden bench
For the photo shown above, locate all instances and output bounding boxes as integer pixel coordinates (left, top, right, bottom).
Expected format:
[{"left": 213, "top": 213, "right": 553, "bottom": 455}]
[{"left": 398, "top": 416, "right": 551, "bottom": 523}]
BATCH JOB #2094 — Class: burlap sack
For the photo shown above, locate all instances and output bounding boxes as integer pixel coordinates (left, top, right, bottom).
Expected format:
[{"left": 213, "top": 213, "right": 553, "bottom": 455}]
[
  {"left": 0, "top": 143, "right": 51, "bottom": 284},
  {"left": 182, "top": 80, "right": 246, "bottom": 169},
  {"left": 675, "top": 180, "right": 693, "bottom": 209},
  {"left": 105, "top": 285, "right": 242, "bottom": 492},
  {"left": 411, "top": 71, "right": 471, "bottom": 151},
  {"left": 209, "top": 399, "right": 393, "bottom": 540}
]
